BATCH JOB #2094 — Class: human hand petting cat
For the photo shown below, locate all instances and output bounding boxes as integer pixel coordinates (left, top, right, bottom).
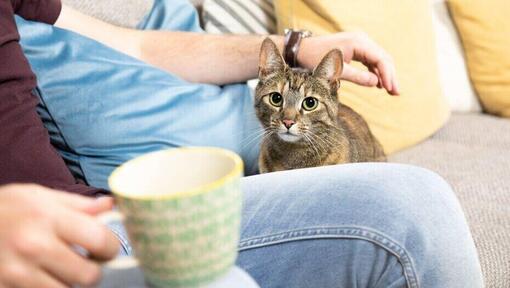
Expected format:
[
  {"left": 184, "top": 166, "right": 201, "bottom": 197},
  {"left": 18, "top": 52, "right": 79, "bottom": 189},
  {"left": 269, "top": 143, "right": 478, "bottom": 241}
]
[{"left": 299, "top": 32, "right": 399, "bottom": 95}]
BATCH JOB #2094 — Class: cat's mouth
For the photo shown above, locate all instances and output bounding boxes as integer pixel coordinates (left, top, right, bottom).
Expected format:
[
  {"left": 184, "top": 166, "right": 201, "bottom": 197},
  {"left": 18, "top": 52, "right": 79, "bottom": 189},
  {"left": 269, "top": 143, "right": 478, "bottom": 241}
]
[{"left": 277, "top": 131, "right": 302, "bottom": 142}]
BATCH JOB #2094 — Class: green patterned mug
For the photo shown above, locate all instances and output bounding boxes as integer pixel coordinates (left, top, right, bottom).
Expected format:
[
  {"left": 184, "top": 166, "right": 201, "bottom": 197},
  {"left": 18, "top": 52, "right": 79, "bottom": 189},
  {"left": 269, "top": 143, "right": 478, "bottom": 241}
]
[{"left": 107, "top": 147, "right": 243, "bottom": 287}]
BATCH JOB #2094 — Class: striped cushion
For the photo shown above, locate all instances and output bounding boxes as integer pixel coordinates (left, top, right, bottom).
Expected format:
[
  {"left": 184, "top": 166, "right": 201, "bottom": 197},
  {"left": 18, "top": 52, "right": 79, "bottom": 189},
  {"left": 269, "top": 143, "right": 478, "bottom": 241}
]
[{"left": 202, "top": 0, "right": 276, "bottom": 34}]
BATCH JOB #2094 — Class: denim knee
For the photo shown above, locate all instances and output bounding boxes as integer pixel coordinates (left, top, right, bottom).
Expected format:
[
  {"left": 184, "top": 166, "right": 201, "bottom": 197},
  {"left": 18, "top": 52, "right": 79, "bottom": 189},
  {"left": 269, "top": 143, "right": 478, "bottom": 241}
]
[
  {"left": 239, "top": 163, "right": 483, "bottom": 287},
  {"left": 352, "top": 164, "right": 483, "bottom": 287}
]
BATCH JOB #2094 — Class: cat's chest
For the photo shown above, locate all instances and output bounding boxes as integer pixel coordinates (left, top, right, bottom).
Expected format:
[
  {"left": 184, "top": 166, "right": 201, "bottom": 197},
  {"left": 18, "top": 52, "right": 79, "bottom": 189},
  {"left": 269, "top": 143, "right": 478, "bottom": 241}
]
[{"left": 267, "top": 142, "right": 324, "bottom": 169}]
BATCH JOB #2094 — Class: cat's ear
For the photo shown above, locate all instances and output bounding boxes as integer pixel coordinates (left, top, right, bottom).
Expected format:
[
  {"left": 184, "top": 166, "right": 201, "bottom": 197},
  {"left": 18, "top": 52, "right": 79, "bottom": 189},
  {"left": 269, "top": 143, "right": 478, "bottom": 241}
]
[
  {"left": 259, "top": 38, "right": 286, "bottom": 78},
  {"left": 313, "top": 49, "right": 344, "bottom": 89}
]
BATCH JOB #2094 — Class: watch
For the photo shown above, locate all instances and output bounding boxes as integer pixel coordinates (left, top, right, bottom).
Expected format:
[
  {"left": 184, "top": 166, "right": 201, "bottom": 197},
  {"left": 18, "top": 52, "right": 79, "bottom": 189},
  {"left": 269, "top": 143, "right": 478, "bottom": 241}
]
[{"left": 283, "top": 29, "right": 312, "bottom": 68}]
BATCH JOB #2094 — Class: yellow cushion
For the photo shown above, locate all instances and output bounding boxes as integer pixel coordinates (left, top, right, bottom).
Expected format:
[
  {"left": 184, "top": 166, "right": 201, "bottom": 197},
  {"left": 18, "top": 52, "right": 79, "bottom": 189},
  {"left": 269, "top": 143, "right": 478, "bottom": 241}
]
[
  {"left": 275, "top": 0, "right": 450, "bottom": 154},
  {"left": 448, "top": 0, "right": 510, "bottom": 117}
]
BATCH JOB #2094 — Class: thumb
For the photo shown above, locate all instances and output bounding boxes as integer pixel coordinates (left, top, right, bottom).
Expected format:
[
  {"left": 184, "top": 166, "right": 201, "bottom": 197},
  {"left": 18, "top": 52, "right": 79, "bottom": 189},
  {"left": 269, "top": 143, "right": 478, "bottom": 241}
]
[{"left": 341, "top": 64, "right": 379, "bottom": 87}]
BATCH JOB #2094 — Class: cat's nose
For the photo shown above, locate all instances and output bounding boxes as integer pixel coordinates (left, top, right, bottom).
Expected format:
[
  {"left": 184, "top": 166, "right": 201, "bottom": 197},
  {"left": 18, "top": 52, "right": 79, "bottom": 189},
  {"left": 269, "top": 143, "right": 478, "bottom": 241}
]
[{"left": 282, "top": 119, "right": 295, "bottom": 129}]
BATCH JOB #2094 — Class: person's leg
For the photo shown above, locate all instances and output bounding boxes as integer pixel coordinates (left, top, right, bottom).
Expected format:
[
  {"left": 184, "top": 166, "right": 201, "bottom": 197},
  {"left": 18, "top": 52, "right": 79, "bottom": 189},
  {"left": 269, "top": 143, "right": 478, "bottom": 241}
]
[{"left": 236, "top": 163, "right": 483, "bottom": 288}]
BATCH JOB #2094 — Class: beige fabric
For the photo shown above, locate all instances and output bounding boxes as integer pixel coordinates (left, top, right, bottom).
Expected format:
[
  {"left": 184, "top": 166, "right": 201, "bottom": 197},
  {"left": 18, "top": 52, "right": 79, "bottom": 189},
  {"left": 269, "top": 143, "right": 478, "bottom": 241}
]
[
  {"left": 62, "top": 0, "right": 153, "bottom": 28},
  {"left": 390, "top": 113, "right": 510, "bottom": 287}
]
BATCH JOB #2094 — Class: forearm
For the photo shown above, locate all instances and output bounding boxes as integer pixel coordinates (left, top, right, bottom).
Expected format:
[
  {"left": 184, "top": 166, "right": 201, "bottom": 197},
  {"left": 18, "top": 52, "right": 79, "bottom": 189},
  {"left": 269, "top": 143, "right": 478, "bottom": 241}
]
[
  {"left": 55, "top": 5, "right": 140, "bottom": 59},
  {"left": 136, "top": 31, "right": 283, "bottom": 84},
  {"left": 56, "top": 5, "right": 282, "bottom": 84}
]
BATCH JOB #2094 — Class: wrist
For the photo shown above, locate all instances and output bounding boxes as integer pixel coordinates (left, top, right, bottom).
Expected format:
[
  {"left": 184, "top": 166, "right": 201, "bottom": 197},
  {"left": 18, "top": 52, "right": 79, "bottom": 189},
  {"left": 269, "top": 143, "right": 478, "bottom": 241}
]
[{"left": 266, "top": 35, "right": 285, "bottom": 55}]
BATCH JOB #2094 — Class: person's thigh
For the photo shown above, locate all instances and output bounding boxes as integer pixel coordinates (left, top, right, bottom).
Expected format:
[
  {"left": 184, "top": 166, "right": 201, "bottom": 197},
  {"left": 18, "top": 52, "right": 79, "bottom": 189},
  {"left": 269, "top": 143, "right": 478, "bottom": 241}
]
[{"left": 236, "top": 163, "right": 483, "bottom": 288}]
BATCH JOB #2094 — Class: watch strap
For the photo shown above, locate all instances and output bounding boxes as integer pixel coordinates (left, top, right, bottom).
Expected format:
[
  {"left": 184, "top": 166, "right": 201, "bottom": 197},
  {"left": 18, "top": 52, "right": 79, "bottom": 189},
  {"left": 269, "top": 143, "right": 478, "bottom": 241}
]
[{"left": 283, "top": 29, "right": 311, "bottom": 68}]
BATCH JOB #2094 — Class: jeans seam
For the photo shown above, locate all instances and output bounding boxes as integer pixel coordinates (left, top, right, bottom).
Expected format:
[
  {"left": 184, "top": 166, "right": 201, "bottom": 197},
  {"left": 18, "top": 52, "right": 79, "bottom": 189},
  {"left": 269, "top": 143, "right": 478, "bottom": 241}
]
[{"left": 238, "top": 226, "right": 419, "bottom": 288}]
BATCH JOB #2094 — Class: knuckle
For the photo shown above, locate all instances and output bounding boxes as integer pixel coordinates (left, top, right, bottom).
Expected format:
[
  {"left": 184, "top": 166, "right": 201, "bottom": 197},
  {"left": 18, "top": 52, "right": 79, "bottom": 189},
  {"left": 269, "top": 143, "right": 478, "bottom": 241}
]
[
  {"left": 78, "top": 264, "right": 101, "bottom": 286},
  {"left": 14, "top": 232, "right": 50, "bottom": 259}
]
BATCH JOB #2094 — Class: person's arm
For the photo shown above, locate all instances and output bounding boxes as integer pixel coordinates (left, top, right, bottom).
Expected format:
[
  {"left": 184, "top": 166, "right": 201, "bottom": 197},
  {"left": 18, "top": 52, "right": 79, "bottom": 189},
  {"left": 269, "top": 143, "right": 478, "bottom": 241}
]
[
  {"left": 55, "top": 5, "right": 399, "bottom": 95},
  {"left": 54, "top": 5, "right": 279, "bottom": 85},
  {"left": 0, "top": 0, "right": 106, "bottom": 195},
  {"left": 9, "top": 0, "right": 62, "bottom": 24},
  {"left": 0, "top": 184, "right": 119, "bottom": 287}
]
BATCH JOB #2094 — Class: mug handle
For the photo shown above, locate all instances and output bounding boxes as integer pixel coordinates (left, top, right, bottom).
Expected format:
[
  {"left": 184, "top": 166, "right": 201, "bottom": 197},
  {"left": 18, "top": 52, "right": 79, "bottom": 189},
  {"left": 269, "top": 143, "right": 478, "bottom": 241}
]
[{"left": 97, "top": 211, "right": 139, "bottom": 269}]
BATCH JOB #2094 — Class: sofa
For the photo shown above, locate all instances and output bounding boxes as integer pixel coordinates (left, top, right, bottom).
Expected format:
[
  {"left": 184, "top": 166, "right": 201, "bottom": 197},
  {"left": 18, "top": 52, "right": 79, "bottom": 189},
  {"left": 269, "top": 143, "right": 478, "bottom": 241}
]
[{"left": 61, "top": 0, "right": 510, "bottom": 287}]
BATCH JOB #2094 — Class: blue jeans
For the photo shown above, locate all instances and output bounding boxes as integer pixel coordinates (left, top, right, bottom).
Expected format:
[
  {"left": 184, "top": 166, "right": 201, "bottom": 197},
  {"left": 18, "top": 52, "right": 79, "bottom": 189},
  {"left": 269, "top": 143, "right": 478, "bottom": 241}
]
[{"left": 110, "top": 163, "right": 483, "bottom": 287}]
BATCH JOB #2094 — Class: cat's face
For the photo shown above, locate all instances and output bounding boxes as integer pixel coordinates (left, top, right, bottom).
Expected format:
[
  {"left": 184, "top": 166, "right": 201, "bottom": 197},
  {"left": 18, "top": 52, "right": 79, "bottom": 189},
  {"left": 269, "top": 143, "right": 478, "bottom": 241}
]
[{"left": 255, "top": 38, "right": 344, "bottom": 143}]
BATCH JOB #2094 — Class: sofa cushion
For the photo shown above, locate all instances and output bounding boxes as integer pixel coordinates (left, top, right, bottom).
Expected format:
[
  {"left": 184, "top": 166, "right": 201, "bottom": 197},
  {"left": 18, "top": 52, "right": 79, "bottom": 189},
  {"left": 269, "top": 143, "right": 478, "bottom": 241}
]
[
  {"left": 390, "top": 113, "right": 510, "bottom": 287},
  {"left": 202, "top": 0, "right": 276, "bottom": 34},
  {"left": 62, "top": 0, "right": 152, "bottom": 28},
  {"left": 448, "top": 0, "right": 510, "bottom": 117}
]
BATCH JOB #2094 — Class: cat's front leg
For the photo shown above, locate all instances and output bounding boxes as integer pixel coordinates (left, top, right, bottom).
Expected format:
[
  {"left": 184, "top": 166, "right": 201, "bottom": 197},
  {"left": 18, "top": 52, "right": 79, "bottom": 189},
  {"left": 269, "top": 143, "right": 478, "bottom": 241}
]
[
  {"left": 258, "top": 148, "right": 272, "bottom": 173},
  {"left": 258, "top": 147, "right": 286, "bottom": 173}
]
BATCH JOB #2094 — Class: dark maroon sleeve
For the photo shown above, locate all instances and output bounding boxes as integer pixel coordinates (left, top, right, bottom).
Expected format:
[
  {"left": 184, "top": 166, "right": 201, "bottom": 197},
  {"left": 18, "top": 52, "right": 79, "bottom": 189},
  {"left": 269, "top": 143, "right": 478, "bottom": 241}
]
[
  {"left": 0, "top": 1, "right": 107, "bottom": 196},
  {"left": 10, "top": 0, "right": 62, "bottom": 24}
]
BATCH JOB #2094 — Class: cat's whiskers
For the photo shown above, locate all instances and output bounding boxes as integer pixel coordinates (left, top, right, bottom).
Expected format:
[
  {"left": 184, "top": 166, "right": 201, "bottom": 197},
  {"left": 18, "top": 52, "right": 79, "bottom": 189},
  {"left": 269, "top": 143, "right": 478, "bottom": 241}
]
[
  {"left": 320, "top": 125, "right": 346, "bottom": 135},
  {"left": 302, "top": 132, "right": 323, "bottom": 164},
  {"left": 306, "top": 133, "right": 330, "bottom": 161},
  {"left": 310, "top": 126, "right": 338, "bottom": 146},
  {"left": 304, "top": 129, "right": 333, "bottom": 152},
  {"left": 240, "top": 127, "right": 273, "bottom": 149},
  {"left": 240, "top": 127, "right": 266, "bottom": 145},
  {"left": 309, "top": 129, "right": 338, "bottom": 147}
]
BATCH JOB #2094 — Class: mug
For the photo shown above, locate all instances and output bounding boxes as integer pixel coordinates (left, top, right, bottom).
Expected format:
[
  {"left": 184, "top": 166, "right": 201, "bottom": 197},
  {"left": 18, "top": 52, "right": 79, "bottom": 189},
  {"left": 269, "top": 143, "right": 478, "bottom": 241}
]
[{"left": 106, "top": 147, "right": 243, "bottom": 287}]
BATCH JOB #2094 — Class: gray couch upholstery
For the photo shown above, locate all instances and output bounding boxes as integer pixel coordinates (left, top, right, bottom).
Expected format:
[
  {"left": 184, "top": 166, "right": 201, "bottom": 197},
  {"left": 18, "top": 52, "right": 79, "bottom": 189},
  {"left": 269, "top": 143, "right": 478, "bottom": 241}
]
[
  {"left": 62, "top": 0, "right": 510, "bottom": 286},
  {"left": 390, "top": 113, "right": 510, "bottom": 287}
]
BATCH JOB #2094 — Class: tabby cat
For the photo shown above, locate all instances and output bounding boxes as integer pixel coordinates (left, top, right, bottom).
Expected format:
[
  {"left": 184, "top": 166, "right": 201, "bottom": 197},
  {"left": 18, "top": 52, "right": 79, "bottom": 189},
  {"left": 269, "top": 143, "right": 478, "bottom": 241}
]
[{"left": 255, "top": 38, "right": 386, "bottom": 173}]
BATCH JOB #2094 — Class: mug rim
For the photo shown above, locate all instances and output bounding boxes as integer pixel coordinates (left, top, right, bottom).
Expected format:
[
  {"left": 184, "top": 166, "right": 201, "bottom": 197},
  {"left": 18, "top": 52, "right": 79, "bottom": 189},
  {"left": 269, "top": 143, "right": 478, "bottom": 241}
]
[{"left": 108, "top": 147, "right": 244, "bottom": 201}]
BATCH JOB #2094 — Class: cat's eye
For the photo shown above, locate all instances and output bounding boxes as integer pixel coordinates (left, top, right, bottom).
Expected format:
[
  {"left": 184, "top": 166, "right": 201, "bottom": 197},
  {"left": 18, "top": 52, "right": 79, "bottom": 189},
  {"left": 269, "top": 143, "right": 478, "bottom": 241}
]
[
  {"left": 269, "top": 92, "right": 283, "bottom": 107},
  {"left": 302, "top": 97, "right": 319, "bottom": 111}
]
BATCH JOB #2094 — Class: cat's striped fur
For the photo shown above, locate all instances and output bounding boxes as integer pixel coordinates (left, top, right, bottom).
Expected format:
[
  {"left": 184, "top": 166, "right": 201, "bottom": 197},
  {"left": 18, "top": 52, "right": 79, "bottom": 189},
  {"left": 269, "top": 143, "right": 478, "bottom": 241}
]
[{"left": 255, "top": 38, "right": 385, "bottom": 173}]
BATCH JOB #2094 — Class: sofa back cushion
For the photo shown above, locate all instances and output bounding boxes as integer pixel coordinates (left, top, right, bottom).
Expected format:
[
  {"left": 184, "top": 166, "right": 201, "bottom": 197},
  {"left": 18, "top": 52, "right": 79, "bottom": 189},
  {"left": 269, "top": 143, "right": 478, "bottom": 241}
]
[
  {"left": 202, "top": 0, "right": 276, "bottom": 34},
  {"left": 448, "top": 0, "right": 510, "bottom": 117}
]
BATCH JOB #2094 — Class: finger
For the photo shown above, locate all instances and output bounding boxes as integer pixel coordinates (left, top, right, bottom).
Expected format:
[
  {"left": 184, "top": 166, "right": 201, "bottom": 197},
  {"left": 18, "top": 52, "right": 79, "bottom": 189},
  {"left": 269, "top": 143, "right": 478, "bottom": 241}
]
[
  {"left": 341, "top": 64, "right": 379, "bottom": 87},
  {"left": 55, "top": 210, "right": 120, "bottom": 261},
  {"left": 390, "top": 67, "right": 400, "bottom": 95},
  {"left": 24, "top": 268, "right": 67, "bottom": 288},
  {"left": 38, "top": 237, "right": 102, "bottom": 287},
  {"left": 368, "top": 66, "right": 383, "bottom": 89},
  {"left": 374, "top": 60, "right": 399, "bottom": 95},
  {"left": 372, "top": 55, "right": 393, "bottom": 93},
  {"left": 50, "top": 190, "right": 114, "bottom": 215},
  {"left": 0, "top": 260, "right": 66, "bottom": 288},
  {"left": 351, "top": 40, "right": 394, "bottom": 93},
  {"left": 87, "top": 197, "right": 115, "bottom": 215}
]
